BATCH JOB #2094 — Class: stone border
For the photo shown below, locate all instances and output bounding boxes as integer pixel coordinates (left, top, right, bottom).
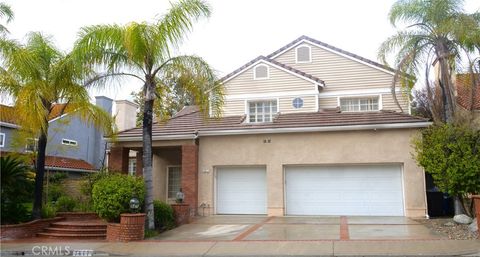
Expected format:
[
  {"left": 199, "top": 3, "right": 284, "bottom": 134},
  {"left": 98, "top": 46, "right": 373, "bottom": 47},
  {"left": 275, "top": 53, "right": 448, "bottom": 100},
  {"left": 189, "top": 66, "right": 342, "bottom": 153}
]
[{"left": 0, "top": 217, "right": 64, "bottom": 240}]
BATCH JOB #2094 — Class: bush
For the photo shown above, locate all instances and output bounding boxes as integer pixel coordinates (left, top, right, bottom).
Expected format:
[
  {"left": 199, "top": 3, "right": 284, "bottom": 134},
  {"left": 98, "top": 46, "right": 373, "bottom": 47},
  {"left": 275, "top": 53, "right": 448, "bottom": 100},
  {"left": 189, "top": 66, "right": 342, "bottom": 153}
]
[
  {"left": 56, "top": 196, "right": 76, "bottom": 212},
  {"left": 45, "top": 183, "right": 65, "bottom": 202},
  {"left": 92, "top": 173, "right": 145, "bottom": 222},
  {"left": 1, "top": 156, "right": 35, "bottom": 224},
  {"left": 153, "top": 200, "right": 175, "bottom": 230},
  {"left": 41, "top": 203, "right": 56, "bottom": 219}
]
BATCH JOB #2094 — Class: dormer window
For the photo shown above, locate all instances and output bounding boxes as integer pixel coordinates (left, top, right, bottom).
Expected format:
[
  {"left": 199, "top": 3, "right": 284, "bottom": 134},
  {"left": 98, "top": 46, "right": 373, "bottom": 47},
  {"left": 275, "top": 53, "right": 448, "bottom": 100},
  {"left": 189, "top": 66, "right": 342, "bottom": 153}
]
[
  {"left": 340, "top": 97, "right": 379, "bottom": 112},
  {"left": 253, "top": 64, "right": 269, "bottom": 80},
  {"left": 296, "top": 45, "right": 311, "bottom": 63},
  {"left": 248, "top": 100, "right": 277, "bottom": 123}
]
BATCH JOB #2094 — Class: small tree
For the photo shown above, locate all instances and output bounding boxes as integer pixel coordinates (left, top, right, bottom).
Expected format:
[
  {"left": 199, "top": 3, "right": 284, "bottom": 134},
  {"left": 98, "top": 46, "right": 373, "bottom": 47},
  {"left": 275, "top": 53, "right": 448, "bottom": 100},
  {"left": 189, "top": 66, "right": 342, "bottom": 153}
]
[{"left": 413, "top": 124, "right": 480, "bottom": 213}]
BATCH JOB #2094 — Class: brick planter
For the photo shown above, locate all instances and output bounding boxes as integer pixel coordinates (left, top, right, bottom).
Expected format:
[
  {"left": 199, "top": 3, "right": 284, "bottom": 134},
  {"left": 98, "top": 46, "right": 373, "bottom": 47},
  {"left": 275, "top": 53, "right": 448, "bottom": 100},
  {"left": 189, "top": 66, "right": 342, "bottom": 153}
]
[
  {"left": 0, "top": 217, "right": 63, "bottom": 240},
  {"left": 471, "top": 195, "right": 480, "bottom": 238},
  {"left": 106, "top": 213, "right": 146, "bottom": 242},
  {"left": 171, "top": 204, "right": 190, "bottom": 226}
]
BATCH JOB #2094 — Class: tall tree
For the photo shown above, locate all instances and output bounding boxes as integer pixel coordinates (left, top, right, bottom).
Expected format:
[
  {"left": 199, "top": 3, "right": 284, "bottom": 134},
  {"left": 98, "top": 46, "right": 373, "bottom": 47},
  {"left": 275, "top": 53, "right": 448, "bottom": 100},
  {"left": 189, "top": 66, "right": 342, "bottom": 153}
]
[
  {"left": 0, "top": 33, "right": 115, "bottom": 219},
  {"left": 378, "top": 0, "right": 480, "bottom": 122},
  {"left": 74, "top": 0, "right": 224, "bottom": 229},
  {"left": 0, "top": 2, "right": 13, "bottom": 35},
  {"left": 378, "top": 0, "right": 480, "bottom": 217}
]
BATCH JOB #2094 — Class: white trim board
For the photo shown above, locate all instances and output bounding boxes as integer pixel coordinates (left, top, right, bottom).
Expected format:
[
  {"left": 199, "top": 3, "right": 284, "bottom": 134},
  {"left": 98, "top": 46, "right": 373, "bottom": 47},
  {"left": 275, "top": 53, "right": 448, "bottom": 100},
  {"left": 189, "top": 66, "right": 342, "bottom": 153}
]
[
  {"left": 269, "top": 39, "right": 396, "bottom": 77},
  {"left": 226, "top": 90, "right": 319, "bottom": 100}
]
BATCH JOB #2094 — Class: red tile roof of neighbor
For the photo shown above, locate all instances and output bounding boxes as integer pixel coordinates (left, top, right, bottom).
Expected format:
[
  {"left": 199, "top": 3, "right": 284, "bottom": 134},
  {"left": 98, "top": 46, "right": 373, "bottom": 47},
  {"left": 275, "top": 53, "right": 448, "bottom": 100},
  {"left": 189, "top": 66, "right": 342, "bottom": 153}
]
[
  {"left": 0, "top": 151, "right": 95, "bottom": 171},
  {"left": 456, "top": 74, "right": 480, "bottom": 110},
  {"left": 116, "top": 106, "right": 430, "bottom": 140},
  {"left": 0, "top": 103, "right": 69, "bottom": 125}
]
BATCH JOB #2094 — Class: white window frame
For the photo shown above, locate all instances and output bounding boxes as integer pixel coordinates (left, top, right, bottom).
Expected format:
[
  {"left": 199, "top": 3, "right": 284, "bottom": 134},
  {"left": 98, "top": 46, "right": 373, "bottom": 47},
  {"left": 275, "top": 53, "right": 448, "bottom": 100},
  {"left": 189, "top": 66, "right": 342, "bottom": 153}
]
[
  {"left": 295, "top": 44, "right": 312, "bottom": 63},
  {"left": 166, "top": 165, "right": 182, "bottom": 200},
  {"left": 25, "top": 138, "right": 38, "bottom": 153},
  {"left": 0, "top": 133, "right": 5, "bottom": 147},
  {"left": 128, "top": 158, "right": 137, "bottom": 176},
  {"left": 253, "top": 64, "right": 269, "bottom": 80},
  {"left": 338, "top": 95, "right": 381, "bottom": 112},
  {"left": 246, "top": 99, "right": 279, "bottom": 123},
  {"left": 61, "top": 138, "right": 78, "bottom": 146}
]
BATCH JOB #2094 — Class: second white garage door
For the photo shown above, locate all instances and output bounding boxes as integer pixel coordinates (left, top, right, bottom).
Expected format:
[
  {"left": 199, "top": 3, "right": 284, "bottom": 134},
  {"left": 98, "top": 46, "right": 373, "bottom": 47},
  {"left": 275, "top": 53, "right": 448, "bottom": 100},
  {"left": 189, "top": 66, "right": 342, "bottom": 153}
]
[
  {"left": 285, "top": 165, "right": 404, "bottom": 216},
  {"left": 216, "top": 167, "right": 267, "bottom": 214}
]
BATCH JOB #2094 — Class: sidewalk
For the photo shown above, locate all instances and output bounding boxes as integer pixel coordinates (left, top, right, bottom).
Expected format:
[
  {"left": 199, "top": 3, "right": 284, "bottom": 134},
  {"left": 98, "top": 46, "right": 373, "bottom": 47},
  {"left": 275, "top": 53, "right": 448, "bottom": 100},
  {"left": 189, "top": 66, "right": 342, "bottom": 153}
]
[{"left": 2, "top": 239, "right": 480, "bottom": 256}]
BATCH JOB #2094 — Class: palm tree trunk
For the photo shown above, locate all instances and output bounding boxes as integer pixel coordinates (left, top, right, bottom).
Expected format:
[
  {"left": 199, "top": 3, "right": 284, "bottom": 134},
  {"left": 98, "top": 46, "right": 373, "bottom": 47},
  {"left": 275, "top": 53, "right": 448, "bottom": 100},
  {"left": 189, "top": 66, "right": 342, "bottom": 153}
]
[
  {"left": 32, "top": 131, "right": 48, "bottom": 220},
  {"left": 142, "top": 82, "right": 155, "bottom": 230},
  {"left": 436, "top": 43, "right": 456, "bottom": 123}
]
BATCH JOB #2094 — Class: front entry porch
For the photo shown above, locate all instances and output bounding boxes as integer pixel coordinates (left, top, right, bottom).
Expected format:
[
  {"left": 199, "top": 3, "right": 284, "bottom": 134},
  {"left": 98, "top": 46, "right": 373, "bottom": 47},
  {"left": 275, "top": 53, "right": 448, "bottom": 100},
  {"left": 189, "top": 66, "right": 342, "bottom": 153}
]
[{"left": 108, "top": 143, "right": 198, "bottom": 215}]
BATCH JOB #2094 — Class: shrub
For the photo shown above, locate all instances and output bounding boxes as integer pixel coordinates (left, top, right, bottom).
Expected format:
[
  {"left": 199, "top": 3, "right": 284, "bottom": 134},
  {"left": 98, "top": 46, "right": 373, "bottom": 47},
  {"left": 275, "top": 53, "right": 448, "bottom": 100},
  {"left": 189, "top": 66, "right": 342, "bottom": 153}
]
[
  {"left": 92, "top": 173, "right": 145, "bottom": 222},
  {"left": 41, "top": 203, "right": 56, "bottom": 219},
  {"left": 153, "top": 200, "right": 175, "bottom": 230},
  {"left": 1, "top": 156, "right": 35, "bottom": 224},
  {"left": 45, "top": 183, "right": 65, "bottom": 202},
  {"left": 56, "top": 196, "right": 76, "bottom": 212}
]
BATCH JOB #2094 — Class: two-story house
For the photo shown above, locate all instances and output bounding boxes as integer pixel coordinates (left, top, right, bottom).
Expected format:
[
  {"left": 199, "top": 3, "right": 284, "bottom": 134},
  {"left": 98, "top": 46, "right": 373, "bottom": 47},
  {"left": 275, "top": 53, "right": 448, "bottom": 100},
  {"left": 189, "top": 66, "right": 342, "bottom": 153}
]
[
  {"left": 109, "top": 36, "right": 432, "bottom": 218},
  {"left": 0, "top": 96, "right": 114, "bottom": 173}
]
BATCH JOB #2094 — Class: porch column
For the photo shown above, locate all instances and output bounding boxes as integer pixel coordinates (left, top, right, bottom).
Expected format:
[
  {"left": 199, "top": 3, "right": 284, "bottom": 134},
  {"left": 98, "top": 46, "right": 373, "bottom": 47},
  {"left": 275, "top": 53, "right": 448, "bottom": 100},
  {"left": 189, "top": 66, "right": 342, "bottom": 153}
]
[
  {"left": 136, "top": 150, "right": 143, "bottom": 177},
  {"left": 108, "top": 147, "right": 129, "bottom": 173},
  {"left": 181, "top": 145, "right": 198, "bottom": 216}
]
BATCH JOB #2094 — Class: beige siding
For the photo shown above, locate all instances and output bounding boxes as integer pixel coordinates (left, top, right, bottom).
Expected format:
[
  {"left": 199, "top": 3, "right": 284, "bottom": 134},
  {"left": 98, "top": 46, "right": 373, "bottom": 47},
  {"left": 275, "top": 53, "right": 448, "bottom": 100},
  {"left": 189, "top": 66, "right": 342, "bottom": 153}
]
[
  {"left": 223, "top": 99, "right": 245, "bottom": 116},
  {"left": 382, "top": 93, "right": 410, "bottom": 112},
  {"left": 279, "top": 95, "right": 316, "bottom": 113},
  {"left": 318, "top": 97, "right": 338, "bottom": 109},
  {"left": 273, "top": 42, "right": 409, "bottom": 111},
  {"left": 225, "top": 63, "right": 314, "bottom": 95}
]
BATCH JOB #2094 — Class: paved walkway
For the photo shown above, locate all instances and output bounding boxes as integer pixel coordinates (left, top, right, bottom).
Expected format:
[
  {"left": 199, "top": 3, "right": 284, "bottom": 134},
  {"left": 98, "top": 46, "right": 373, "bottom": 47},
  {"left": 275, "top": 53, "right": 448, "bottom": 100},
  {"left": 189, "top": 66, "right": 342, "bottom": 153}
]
[
  {"left": 2, "top": 240, "right": 480, "bottom": 256},
  {"left": 2, "top": 216, "right": 479, "bottom": 256}
]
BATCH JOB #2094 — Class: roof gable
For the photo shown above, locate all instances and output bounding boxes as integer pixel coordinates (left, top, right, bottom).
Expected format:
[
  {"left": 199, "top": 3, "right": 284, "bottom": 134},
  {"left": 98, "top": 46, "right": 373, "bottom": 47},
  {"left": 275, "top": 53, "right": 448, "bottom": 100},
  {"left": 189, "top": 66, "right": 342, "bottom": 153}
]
[
  {"left": 267, "top": 35, "right": 404, "bottom": 78},
  {"left": 220, "top": 56, "right": 324, "bottom": 86}
]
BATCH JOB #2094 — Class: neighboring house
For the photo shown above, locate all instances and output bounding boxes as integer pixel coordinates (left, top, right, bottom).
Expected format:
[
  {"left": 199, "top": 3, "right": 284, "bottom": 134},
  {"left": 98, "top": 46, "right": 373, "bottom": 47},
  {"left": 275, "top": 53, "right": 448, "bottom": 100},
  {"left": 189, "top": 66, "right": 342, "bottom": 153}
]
[
  {"left": 0, "top": 96, "right": 113, "bottom": 173},
  {"left": 455, "top": 73, "right": 480, "bottom": 125},
  {"left": 109, "top": 35, "right": 432, "bottom": 217}
]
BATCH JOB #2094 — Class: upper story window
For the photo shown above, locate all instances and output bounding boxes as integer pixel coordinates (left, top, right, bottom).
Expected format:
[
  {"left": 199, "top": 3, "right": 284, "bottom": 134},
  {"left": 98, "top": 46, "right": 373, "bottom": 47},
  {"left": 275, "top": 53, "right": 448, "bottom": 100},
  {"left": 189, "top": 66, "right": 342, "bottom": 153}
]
[
  {"left": 0, "top": 133, "right": 5, "bottom": 147},
  {"left": 62, "top": 138, "right": 78, "bottom": 146},
  {"left": 248, "top": 100, "right": 277, "bottom": 123},
  {"left": 292, "top": 98, "right": 304, "bottom": 109},
  {"left": 296, "top": 45, "right": 311, "bottom": 63},
  {"left": 340, "top": 97, "right": 379, "bottom": 112},
  {"left": 25, "top": 138, "right": 38, "bottom": 152},
  {"left": 253, "top": 64, "right": 269, "bottom": 80}
]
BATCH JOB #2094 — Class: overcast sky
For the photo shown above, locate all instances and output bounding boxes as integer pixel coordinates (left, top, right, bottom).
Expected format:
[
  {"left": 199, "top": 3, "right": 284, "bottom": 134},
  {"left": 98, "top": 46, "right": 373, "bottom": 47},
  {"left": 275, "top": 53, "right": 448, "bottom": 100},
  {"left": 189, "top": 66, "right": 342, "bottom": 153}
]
[{"left": 3, "top": 0, "right": 479, "bottom": 102}]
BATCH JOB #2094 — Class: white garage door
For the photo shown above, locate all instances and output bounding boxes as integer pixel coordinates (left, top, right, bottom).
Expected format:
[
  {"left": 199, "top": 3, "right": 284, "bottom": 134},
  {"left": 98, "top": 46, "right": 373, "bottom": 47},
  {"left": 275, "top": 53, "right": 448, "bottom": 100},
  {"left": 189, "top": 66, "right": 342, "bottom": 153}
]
[
  {"left": 216, "top": 167, "right": 267, "bottom": 214},
  {"left": 286, "top": 165, "right": 404, "bottom": 216}
]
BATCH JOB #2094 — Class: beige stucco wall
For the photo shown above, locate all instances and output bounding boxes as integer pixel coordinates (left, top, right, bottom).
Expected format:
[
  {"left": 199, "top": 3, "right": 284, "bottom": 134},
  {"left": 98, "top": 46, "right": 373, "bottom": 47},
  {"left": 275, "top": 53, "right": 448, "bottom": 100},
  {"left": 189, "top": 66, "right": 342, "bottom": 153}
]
[{"left": 197, "top": 129, "right": 427, "bottom": 218}]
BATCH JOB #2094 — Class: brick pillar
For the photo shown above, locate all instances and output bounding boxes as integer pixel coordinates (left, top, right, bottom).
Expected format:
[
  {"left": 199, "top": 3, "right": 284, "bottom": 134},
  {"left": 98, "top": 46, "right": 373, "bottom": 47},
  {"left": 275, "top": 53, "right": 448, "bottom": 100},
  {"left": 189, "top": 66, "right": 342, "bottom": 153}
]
[
  {"left": 181, "top": 145, "right": 198, "bottom": 216},
  {"left": 136, "top": 150, "right": 143, "bottom": 177},
  {"left": 108, "top": 147, "right": 129, "bottom": 173}
]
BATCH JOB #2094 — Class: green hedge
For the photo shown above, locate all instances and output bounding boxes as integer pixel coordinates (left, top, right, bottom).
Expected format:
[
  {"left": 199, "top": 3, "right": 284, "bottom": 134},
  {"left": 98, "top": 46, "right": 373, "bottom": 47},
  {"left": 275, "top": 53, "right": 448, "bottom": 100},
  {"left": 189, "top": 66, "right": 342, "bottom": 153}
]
[
  {"left": 92, "top": 173, "right": 145, "bottom": 222},
  {"left": 153, "top": 200, "right": 175, "bottom": 230}
]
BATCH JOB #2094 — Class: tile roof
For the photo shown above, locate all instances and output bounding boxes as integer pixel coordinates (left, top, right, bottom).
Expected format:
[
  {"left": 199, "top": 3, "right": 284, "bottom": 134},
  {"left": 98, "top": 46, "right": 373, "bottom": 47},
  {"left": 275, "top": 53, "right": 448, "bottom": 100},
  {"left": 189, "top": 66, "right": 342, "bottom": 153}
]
[
  {"left": 456, "top": 74, "right": 480, "bottom": 110},
  {"left": 0, "top": 151, "right": 96, "bottom": 172},
  {"left": 0, "top": 103, "right": 70, "bottom": 125},
  {"left": 116, "top": 106, "right": 430, "bottom": 140},
  {"left": 220, "top": 56, "right": 324, "bottom": 85},
  {"left": 266, "top": 35, "right": 413, "bottom": 78},
  {"left": 44, "top": 156, "right": 96, "bottom": 171}
]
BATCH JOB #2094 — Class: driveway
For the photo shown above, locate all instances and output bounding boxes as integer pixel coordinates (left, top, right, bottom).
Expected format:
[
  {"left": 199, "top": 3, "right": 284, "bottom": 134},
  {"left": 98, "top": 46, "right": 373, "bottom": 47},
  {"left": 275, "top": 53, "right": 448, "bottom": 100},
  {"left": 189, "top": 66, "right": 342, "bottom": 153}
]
[{"left": 151, "top": 216, "right": 444, "bottom": 241}]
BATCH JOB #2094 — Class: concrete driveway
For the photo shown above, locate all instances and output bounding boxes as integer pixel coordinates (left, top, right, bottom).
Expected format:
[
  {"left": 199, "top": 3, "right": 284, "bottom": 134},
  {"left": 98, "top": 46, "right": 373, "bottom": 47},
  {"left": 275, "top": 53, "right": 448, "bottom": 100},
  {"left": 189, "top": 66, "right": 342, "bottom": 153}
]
[{"left": 151, "top": 216, "right": 443, "bottom": 241}]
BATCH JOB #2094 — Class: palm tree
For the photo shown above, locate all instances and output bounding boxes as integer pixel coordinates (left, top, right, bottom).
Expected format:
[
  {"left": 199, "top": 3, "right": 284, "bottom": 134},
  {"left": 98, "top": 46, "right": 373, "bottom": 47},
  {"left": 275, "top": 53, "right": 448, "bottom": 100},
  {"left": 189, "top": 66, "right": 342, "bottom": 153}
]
[
  {"left": 0, "top": 33, "right": 115, "bottom": 219},
  {"left": 0, "top": 2, "right": 13, "bottom": 35},
  {"left": 379, "top": 0, "right": 480, "bottom": 217},
  {"left": 74, "top": 0, "right": 223, "bottom": 229},
  {"left": 378, "top": 0, "right": 480, "bottom": 122}
]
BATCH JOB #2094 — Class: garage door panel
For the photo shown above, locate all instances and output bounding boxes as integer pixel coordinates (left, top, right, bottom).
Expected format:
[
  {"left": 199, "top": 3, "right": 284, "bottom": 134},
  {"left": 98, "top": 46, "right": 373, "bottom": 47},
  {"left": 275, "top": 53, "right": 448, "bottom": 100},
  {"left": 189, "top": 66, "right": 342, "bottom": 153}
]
[
  {"left": 285, "top": 165, "right": 404, "bottom": 216},
  {"left": 216, "top": 167, "right": 267, "bottom": 215}
]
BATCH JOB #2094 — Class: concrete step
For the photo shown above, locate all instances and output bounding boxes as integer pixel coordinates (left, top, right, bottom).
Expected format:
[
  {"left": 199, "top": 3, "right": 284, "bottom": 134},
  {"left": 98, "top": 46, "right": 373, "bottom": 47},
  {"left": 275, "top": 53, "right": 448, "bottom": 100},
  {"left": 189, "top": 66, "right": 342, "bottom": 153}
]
[
  {"left": 44, "top": 227, "right": 106, "bottom": 235},
  {"left": 37, "top": 232, "right": 106, "bottom": 240},
  {"left": 50, "top": 221, "right": 107, "bottom": 230}
]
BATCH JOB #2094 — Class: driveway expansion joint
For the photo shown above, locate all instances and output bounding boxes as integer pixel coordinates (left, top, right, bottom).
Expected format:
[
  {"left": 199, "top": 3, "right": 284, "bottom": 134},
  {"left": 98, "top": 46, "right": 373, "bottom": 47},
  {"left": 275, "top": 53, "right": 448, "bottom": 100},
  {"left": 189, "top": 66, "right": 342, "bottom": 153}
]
[{"left": 233, "top": 216, "right": 275, "bottom": 241}]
